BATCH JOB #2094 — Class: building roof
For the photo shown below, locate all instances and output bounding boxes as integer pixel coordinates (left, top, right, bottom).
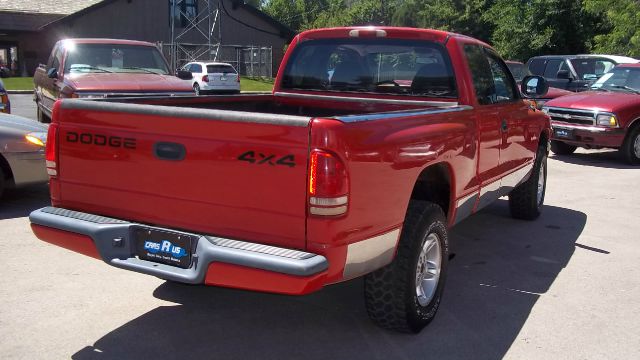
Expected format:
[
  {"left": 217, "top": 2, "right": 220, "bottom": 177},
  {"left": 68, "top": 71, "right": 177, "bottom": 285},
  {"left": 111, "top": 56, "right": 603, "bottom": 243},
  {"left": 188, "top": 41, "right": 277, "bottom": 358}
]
[
  {"left": 0, "top": 0, "right": 102, "bottom": 15},
  {"left": 0, "top": 12, "right": 63, "bottom": 31},
  {"left": 42, "top": 0, "right": 295, "bottom": 40}
]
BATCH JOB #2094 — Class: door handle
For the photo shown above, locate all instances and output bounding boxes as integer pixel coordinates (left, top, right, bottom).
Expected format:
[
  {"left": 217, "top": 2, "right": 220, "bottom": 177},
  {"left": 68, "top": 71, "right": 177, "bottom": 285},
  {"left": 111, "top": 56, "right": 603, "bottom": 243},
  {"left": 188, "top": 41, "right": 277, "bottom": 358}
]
[
  {"left": 501, "top": 119, "right": 508, "bottom": 132},
  {"left": 154, "top": 142, "right": 186, "bottom": 161}
]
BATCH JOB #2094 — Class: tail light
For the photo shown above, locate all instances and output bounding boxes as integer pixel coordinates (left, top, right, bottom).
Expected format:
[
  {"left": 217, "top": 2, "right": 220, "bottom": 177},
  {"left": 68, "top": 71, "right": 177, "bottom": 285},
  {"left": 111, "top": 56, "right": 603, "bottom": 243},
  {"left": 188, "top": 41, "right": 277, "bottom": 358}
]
[
  {"left": 202, "top": 75, "right": 209, "bottom": 82},
  {"left": 0, "top": 93, "right": 9, "bottom": 113},
  {"left": 236, "top": 74, "right": 240, "bottom": 83},
  {"left": 308, "top": 149, "right": 349, "bottom": 216},
  {"left": 45, "top": 123, "right": 58, "bottom": 177}
]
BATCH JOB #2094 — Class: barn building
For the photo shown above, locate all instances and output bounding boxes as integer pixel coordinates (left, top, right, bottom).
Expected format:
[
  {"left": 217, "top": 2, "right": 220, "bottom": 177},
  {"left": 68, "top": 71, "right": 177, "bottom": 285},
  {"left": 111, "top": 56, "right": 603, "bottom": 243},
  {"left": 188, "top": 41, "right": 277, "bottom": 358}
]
[{"left": 0, "top": 0, "right": 294, "bottom": 76}]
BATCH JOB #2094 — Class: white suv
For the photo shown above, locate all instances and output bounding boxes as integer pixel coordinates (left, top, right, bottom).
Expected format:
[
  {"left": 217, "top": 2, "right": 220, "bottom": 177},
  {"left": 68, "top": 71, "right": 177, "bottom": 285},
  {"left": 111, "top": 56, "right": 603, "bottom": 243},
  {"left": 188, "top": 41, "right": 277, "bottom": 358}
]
[{"left": 180, "top": 62, "right": 241, "bottom": 95}]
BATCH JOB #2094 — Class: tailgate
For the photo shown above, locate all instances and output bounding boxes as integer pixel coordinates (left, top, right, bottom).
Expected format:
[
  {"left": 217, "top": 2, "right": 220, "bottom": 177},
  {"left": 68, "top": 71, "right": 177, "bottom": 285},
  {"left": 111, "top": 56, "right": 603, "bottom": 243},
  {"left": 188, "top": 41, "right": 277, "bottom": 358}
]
[{"left": 53, "top": 100, "right": 312, "bottom": 250}]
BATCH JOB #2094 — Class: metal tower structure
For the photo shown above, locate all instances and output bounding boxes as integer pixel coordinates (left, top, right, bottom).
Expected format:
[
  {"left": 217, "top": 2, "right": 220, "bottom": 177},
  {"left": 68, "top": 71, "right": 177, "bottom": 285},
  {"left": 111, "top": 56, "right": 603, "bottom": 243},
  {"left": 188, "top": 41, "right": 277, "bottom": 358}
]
[{"left": 169, "top": 0, "right": 221, "bottom": 71}]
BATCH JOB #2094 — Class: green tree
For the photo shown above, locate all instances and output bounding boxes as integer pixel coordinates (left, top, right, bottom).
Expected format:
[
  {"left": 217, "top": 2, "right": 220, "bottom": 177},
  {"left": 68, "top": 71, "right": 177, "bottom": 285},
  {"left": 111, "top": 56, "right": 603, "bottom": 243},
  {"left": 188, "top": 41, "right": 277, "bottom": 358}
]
[
  {"left": 484, "top": 0, "right": 599, "bottom": 61},
  {"left": 584, "top": 0, "right": 640, "bottom": 57}
]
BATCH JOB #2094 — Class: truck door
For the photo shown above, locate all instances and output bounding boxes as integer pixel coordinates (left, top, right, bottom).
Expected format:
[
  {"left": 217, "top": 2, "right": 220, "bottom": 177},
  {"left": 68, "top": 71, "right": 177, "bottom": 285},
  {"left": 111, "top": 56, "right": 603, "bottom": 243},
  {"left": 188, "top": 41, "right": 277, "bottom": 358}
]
[
  {"left": 483, "top": 50, "right": 534, "bottom": 174},
  {"left": 462, "top": 44, "right": 502, "bottom": 209},
  {"left": 543, "top": 59, "right": 571, "bottom": 90},
  {"left": 39, "top": 45, "right": 63, "bottom": 115}
]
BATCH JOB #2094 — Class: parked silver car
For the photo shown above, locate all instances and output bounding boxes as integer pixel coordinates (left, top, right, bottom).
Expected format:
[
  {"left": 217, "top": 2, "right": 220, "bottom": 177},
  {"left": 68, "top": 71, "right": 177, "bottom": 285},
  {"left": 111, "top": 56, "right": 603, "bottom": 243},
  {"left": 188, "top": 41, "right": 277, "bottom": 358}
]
[{"left": 0, "top": 113, "right": 48, "bottom": 199}]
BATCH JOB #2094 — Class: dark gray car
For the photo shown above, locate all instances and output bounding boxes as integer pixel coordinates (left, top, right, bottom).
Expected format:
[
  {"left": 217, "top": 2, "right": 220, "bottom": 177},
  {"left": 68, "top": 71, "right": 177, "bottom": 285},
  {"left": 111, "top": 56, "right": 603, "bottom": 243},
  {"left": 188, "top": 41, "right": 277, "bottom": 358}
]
[{"left": 526, "top": 55, "right": 638, "bottom": 92}]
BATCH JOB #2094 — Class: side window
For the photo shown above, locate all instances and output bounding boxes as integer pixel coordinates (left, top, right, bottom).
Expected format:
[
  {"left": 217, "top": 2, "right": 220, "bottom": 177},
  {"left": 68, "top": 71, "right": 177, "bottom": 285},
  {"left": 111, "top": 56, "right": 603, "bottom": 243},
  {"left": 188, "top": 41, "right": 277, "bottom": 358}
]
[
  {"left": 46, "top": 46, "right": 57, "bottom": 68},
  {"left": 48, "top": 46, "right": 62, "bottom": 70},
  {"left": 528, "top": 59, "right": 546, "bottom": 76},
  {"left": 51, "top": 47, "right": 63, "bottom": 72},
  {"left": 463, "top": 44, "right": 495, "bottom": 105},
  {"left": 192, "top": 64, "right": 202, "bottom": 73},
  {"left": 181, "top": 63, "right": 191, "bottom": 72},
  {"left": 543, "top": 59, "right": 563, "bottom": 78},
  {"left": 485, "top": 52, "right": 518, "bottom": 102}
]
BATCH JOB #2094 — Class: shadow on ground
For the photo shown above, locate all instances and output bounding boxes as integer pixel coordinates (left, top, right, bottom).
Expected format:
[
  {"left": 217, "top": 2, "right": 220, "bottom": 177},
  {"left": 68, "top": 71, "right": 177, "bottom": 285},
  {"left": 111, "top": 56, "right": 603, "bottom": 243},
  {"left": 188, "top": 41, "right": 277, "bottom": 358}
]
[
  {"left": 72, "top": 201, "right": 587, "bottom": 360},
  {"left": 550, "top": 149, "right": 638, "bottom": 169},
  {"left": 0, "top": 184, "right": 49, "bottom": 220}
]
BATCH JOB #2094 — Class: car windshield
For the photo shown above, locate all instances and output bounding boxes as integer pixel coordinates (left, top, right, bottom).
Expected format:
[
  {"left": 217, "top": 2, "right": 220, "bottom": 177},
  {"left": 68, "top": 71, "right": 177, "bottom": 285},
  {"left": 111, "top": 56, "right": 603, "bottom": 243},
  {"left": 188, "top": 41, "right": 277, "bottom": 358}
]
[
  {"left": 280, "top": 38, "right": 457, "bottom": 98},
  {"left": 64, "top": 43, "right": 169, "bottom": 75},
  {"left": 591, "top": 67, "right": 640, "bottom": 94},
  {"left": 569, "top": 58, "right": 616, "bottom": 81},
  {"left": 507, "top": 62, "right": 526, "bottom": 82},
  {"left": 207, "top": 65, "right": 235, "bottom": 74}
]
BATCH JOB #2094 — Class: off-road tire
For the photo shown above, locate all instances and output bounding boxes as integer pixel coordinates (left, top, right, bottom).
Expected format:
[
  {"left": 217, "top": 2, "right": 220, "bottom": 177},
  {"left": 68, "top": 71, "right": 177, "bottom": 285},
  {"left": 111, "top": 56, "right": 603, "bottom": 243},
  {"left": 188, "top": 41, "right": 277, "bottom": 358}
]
[
  {"left": 0, "top": 167, "right": 5, "bottom": 200},
  {"left": 550, "top": 140, "right": 576, "bottom": 155},
  {"left": 364, "top": 201, "right": 449, "bottom": 333},
  {"left": 509, "top": 145, "right": 547, "bottom": 220},
  {"left": 620, "top": 125, "right": 640, "bottom": 165}
]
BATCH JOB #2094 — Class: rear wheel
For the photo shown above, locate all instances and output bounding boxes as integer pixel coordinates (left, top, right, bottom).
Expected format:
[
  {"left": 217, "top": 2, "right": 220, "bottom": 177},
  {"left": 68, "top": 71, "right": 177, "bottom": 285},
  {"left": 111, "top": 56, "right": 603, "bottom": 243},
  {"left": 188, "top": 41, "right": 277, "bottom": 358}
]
[
  {"left": 620, "top": 126, "right": 640, "bottom": 165},
  {"left": 193, "top": 83, "right": 200, "bottom": 96},
  {"left": 550, "top": 140, "right": 576, "bottom": 155},
  {"left": 0, "top": 167, "right": 5, "bottom": 200},
  {"left": 364, "top": 201, "right": 449, "bottom": 333},
  {"left": 509, "top": 145, "right": 547, "bottom": 220}
]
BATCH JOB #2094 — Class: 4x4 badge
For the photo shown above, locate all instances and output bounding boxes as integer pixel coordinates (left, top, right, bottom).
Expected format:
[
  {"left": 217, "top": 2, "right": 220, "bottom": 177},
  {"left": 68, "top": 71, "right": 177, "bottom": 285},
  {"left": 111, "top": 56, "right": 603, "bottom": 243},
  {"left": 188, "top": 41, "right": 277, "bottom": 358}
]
[{"left": 238, "top": 151, "right": 296, "bottom": 167}]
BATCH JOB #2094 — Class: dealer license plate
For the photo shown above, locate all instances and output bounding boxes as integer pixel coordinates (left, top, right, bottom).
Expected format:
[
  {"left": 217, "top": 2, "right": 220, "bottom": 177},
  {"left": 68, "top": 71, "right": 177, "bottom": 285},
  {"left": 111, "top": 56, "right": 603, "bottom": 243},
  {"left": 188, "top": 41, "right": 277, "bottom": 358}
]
[
  {"left": 134, "top": 228, "right": 195, "bottom": 269},
  {"left": 554, "top": 128, "right": 573, "bottom": 139}
]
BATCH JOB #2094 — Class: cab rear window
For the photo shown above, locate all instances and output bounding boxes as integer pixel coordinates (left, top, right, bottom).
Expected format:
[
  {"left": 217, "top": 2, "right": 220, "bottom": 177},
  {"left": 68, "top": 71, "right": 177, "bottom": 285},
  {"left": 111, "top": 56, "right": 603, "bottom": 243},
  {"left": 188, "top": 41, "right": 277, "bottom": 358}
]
[{"left": 280, "top": 38, "right": 457, "bottom": 98}]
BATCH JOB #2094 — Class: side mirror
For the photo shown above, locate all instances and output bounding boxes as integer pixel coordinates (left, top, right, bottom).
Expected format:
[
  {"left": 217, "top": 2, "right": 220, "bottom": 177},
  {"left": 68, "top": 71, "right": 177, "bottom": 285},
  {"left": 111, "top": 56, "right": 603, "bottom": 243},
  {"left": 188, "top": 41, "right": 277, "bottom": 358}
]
[
  {"left": 175, "top": 70, "right": 193, "bottom": 80},
  {"left": 521, "top": 75, "right": 549, "bottom": 97},
  {"left": 556, "top": 70, "right": 572, "bottom": 80},
  {"left": 47, "top": 67, "right": 58, "bottom": 79}
]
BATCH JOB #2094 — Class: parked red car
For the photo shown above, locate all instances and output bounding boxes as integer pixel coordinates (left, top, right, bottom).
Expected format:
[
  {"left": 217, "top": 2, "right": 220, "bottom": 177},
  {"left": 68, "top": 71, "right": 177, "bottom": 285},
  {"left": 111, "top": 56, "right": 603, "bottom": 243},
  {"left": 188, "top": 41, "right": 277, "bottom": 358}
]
[
  {"left": 30, "top": 27, "right": 551, "bottom": 333},
  {"left": 544, "top": 63, "right": 640, "bottom": 164},
  {"left": 33, "top": 38, "right": 193, "bottom": 123}
]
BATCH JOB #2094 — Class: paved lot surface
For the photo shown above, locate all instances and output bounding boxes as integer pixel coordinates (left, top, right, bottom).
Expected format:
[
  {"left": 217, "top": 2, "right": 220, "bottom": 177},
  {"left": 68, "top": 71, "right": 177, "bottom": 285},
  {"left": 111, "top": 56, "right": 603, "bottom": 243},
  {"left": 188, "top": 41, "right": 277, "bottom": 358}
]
[
  {"left": 8, "top": 94, "right": 37, "bottom": 121},
  {"left": 1, "top": 97, "right": 639, "bottom": 359}
]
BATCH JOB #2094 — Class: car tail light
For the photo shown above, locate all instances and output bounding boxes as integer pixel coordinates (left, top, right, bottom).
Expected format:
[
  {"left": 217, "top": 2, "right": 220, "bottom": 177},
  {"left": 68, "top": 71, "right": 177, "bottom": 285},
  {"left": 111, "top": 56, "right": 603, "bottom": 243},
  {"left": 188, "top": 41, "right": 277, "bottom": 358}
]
[
  {"left": 45, "top": 123, "right": 58, "bottom": 177},
  {"left": 308, "top": 149, "right": 349, "bottom": 216},
  {"left": 203, "top": 75, "right": 209, "bottom": 82},
  {"left": 0, "top": 93, "right": 9, "bottom": 113},
  {"left": 236, "top": 74, "right": 240, "bottom": 83}
]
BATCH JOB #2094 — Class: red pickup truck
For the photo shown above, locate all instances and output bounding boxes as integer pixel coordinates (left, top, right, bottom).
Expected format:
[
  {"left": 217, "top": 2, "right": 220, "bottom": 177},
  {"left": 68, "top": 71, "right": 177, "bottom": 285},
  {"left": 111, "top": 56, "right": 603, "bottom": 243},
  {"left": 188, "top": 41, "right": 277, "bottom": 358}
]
[
  {"left": 30, "top": 27, "right": 551, "bottom": 333},
  {"left": 33, "top": 38, "right": 194, "bottom": 123},
  {"left": 545, "top": 63, "right": 640, "bottom": 164}
]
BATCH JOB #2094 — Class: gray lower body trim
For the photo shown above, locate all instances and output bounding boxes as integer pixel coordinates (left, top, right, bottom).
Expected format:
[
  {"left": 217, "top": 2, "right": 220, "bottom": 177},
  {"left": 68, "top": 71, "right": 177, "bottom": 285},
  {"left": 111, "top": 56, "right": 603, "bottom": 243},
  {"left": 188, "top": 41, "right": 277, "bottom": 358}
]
[
  {"left": 343, "top": 228, "right": 401, "bottom": 279},
  {"left": 453, "top": 191, "right": 479, "bottom": 225},
  {"left": 478, "top": 164, "right": 533, "bottom": 213},
  {"left": 30, "top": 207, "right": 328, "bottom": 283}
]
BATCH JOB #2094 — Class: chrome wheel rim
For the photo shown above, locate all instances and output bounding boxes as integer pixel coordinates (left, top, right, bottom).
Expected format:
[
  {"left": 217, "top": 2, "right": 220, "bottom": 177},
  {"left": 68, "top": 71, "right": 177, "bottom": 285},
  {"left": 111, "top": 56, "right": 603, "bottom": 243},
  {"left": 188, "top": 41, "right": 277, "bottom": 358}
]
[
  {"left": 633, "top": 134, "right": 640, "bottom": 159},
  {"left": 537, "top": 160, "right": 546, "bottom": 206},
  {"left": 415, "top": 233, "right": 442, "bottom": 306},
  {"left": 194, "top": 85, "right": 200, "bottom": 96}
]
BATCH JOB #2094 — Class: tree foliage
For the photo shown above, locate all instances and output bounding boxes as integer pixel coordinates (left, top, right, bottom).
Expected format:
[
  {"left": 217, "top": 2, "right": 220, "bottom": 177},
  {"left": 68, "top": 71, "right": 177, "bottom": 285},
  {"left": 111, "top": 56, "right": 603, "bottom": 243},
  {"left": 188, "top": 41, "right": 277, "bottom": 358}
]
[
  {"left": 260, "top": 0, "right": 640, "bottom": 60},
  {"left": 584, "top": 0, "right": 640, "bottom": 57}
]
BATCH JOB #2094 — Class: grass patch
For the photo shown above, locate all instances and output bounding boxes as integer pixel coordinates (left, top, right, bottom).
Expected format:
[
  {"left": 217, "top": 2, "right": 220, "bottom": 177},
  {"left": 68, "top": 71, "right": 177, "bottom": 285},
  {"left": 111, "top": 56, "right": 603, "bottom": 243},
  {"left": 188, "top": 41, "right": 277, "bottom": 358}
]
[
  {"left": 240, "top": 77, "right": 274, "bottom": 92},
  {"left": 2, "top": 77, "right": 33, "bottom": 91},
  {"left": 1, "top": 76, "right": 273, "bottom": 92}
]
